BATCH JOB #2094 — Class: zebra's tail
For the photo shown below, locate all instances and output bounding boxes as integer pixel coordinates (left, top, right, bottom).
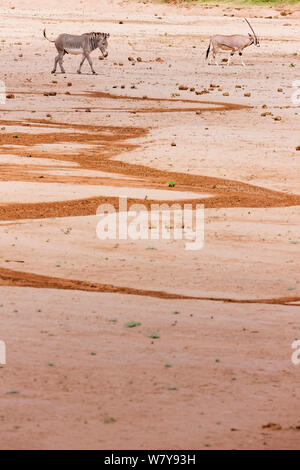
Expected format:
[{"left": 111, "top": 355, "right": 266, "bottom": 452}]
[
  {"left": 206, "top": 42, "right": 211, "bottom": 60},
  {"left": 43, "top": 29, "right": 55, "bottom": 43}
]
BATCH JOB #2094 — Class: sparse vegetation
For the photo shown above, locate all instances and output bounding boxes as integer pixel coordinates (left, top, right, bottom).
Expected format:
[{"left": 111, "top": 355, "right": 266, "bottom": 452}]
[
  {"left": 104, "top": 417, "right": 116, "bottom": 424},
  {"left": 125, "top": 321, "right": 141, "bottom": 328},
  {"left": 149, "top": 332, "right": 160, "bottom": 339}
]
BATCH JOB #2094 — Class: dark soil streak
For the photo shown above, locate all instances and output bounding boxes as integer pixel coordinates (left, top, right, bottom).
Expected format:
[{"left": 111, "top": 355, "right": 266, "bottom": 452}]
[{"left": 0, "top": 267, "right": 299, "bottom": 306}]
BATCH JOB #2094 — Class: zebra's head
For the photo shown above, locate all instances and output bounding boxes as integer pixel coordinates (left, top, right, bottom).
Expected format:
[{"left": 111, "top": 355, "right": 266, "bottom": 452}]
[{"left": 96, "top": 32, "right": 110, "bottom": 57}]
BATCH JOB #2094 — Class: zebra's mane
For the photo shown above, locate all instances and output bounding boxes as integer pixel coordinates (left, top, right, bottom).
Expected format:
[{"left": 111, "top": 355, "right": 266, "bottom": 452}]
[{"left": 84, "top": 32, "right": 105, "bottom": 51}]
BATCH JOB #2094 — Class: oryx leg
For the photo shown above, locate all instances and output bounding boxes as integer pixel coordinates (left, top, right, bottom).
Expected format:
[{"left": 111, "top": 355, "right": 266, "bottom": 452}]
[
  {"left": 212, "top": 49, "right": 219, "bottom": 67},
  {"left": 77, "top": 54, "right": 86, "bottom": 74},
  {"left": 227, "top": 52, "right": 234, "bottom": 66},
  {"left": 239, "top": 52, "right": 245, "bottom": 67}
]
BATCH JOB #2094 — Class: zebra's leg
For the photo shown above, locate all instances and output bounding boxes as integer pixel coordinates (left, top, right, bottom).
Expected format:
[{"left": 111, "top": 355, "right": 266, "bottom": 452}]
[
  {"left": 239, "top": 52, "right": 245, "bottom": 67},
  {"left": 58, "top": 51, "right": 66, "bottom": 73},
  {"left": 77, "top": 55, "right": 86, "bottom": 74},
  {"left": 85, "top": 53, "right": 97, "bottom": 74},
  {"left": 52, "top": 54, "right": 59, "bottom": 74}
]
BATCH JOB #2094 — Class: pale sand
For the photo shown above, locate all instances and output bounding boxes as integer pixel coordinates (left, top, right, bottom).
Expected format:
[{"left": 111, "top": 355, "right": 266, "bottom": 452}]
[{"left": 0, "top": 0, "right": 299, "bottom": 450}]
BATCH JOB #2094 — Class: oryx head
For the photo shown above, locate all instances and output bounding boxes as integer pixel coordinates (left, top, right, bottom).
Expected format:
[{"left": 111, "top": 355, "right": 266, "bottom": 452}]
[
  {"left": 244, "top": 18, "right": 260, "bottom": 47},
  {"left": 94, "top": 32, "right": 110, "bottom": 57}
]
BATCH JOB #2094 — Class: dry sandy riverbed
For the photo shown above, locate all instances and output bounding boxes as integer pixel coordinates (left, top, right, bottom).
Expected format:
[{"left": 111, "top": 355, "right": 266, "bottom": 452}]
[{"left": 0, "top": 0, "right": 299, "bottom": 450}]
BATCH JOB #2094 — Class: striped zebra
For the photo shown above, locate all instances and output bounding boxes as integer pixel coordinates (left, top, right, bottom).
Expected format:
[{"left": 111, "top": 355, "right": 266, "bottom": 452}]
[{"left": 43, "top": 29, "right": 110, "bottom": 74}]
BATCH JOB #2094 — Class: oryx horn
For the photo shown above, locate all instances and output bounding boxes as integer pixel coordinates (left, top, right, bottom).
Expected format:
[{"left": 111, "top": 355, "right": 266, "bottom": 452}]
[{"left": 244, "top": 18, "right": 258, "bottom": 43}]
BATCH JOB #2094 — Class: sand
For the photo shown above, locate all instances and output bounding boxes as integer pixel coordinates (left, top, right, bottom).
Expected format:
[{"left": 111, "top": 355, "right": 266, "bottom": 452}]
[{"left": 0, "top": 0, "right": 299, "bottom": 450}]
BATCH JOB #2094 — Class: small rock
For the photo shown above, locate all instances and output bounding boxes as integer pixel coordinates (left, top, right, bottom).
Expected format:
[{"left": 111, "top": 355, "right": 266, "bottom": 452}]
[{"left": 262, "top": 423, "right": 282, "bottom": 430}]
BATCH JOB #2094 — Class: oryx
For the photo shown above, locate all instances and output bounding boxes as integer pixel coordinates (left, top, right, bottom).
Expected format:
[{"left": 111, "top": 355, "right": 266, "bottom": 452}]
[
  {"left": 43, "top": 29, "right": 110, "bottom": 74},
  {"left": 206, "top": 18, "right": 260, "bottom": 66}
]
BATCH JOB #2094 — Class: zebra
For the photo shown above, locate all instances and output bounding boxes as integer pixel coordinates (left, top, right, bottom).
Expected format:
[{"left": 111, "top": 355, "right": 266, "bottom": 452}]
[
  {"left": 43, "top": 29, "right": 110, "bottom": 74},
  {"left": 206, "top": 18, "right": 260, "bottom": 66}
]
